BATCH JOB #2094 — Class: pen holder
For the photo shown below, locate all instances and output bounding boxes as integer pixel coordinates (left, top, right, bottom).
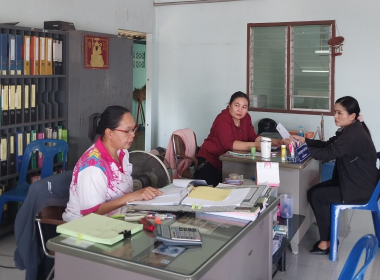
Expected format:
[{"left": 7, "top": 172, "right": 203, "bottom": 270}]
[{"left": 286, "top": 143, "right": 310, "bottom": 164}]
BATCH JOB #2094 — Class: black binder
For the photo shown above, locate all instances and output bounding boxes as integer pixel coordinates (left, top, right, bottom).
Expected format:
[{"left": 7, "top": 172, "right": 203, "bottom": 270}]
[
  {"left": 0, "top": 136, "right": 7, "bottom": 176},
  {"left": 30, "top": 84, "right": 37, "bottom": 122},
  {"left": 24, "top": 84, "right": 30, "bottom": 123},
  {"left": 8, "top": 134, "right": 16, "bottom": 175},
  {"left": 1, "top": 85, "right": 9, "bottom": 126},
  {"left": 9, "top": 85, "right": 16, "bottom": 125},
  {"left": 15, "top": 85, "right": 22, "bottom": 124}
]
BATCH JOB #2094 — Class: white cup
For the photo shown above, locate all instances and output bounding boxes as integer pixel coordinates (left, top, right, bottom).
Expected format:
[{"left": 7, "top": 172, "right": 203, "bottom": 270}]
[{"left": 260, "top": 137, "right": 272, "bottom": 158}]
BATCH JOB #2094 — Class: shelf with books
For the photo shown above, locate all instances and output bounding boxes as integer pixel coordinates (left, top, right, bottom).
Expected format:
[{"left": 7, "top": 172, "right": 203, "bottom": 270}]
[{"left": 0, "top": 24, "right": 68, "bottom": 234}]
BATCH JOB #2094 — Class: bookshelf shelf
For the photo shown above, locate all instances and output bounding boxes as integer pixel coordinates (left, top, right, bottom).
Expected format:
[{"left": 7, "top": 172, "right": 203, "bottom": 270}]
[{"left": 0, "top": 24, "right": 68, "bottom": 234}]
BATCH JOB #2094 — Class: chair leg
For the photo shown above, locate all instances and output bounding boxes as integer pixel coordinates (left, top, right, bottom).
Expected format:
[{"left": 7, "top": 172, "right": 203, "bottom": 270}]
[
  {"left": 330, "top": 206, "right": 340, "bottom": 261},
  {"left": 371, "top": 210, "right": 380, "bottom": 247}
]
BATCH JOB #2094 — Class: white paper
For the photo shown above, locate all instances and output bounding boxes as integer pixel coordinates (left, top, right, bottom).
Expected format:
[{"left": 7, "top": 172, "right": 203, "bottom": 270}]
[
  {"left": 276, "top": 123, "right": 291, "bottom": 139},
  {"left": 181, "top": 188, "right": 250, "bottom": 207},
  {"left": 206, "top": 212, "right": 258, "bottom": 222},
  {"left": 256, "top": 162, "right": 280, "bottom": 187},
  {"left": 127, "top": 184, "right": 186, "bottom": 206}
]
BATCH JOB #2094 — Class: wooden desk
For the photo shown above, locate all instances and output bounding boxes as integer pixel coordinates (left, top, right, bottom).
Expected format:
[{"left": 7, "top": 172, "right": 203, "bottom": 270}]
[
  {"left": 220, "top": 152, "right": 320, "bottom": 253},
  {"left": 48, "top": 198, "right": 279, "bottom": 280}
]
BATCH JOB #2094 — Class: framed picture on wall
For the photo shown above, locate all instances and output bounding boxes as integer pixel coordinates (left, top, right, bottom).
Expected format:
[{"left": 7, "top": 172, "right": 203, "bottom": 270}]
[{"left": 84, "top": 35, "right": 109, "bottom": 69}]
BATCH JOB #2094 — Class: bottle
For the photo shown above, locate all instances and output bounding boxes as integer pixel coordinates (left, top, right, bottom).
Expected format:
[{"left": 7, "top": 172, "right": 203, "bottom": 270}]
[
  {"left": 281, "top": 145, "right": 286, "bottom": 161},
  {"left": 297, "top": 126, "right": 305, "bottom": 137}
]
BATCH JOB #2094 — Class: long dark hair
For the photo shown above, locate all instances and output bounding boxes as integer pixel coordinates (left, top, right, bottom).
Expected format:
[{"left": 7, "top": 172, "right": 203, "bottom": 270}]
[
  {"left": 335, "top": 96, "right": 371, "bottom": 137},
  {"left": 229, "top": 91, "right": 250, "bottom": 107},
  {"left": 88, "top": 105, "right": 131, "bottom": 142}
]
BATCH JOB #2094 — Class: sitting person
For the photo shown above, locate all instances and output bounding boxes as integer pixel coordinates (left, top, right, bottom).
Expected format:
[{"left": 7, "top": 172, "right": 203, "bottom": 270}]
[
  {"left": 194, "top": 91, "right": 284, "bottom": 186},
  {"left": 63, "top": 105, "right": 162, "bottom": 222},
  {"left": 291, "top": 96, "right": 378, "bottom": 255}
]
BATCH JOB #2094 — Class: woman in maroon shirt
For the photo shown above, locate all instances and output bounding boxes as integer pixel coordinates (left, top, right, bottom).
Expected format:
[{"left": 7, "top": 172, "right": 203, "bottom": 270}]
[{"left": 194, "top": 91, "right": 283, "bottom": 186}]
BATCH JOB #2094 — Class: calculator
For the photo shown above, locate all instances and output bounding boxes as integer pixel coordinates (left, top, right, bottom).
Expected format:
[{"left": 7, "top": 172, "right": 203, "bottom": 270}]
[{"left": 155, "top": 224, "right": 202, "bottom": 246}]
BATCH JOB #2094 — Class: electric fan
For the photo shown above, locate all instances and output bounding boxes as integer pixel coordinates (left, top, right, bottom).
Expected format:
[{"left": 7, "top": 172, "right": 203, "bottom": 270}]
[{"left": 129, "top": 150, "right": 172, "bottom": 191}]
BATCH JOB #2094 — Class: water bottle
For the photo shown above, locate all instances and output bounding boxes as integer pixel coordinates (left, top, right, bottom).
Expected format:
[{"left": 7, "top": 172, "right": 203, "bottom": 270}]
[{"left": 297, "top": 126, "right": 305, "bottom": 137}]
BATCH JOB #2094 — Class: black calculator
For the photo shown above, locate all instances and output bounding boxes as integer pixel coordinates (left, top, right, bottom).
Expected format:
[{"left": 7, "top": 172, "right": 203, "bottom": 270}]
[{"left": 155, "top": 224, "right": 202, "bottom": 246}]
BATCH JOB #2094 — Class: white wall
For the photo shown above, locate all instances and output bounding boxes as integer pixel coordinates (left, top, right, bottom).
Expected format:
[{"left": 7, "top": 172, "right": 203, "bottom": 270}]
[
  {"left": 0, "top": 0, "right": 155, "bottom": 34},
  {"left": 154, "top": 0, "right": 380, "bottom": 151}
]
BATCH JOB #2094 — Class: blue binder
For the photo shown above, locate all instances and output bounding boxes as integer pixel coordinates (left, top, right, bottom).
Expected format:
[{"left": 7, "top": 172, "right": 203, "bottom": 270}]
[
  {"left": 8, "top": 34, "right": 16, "bottom": 75},
  {"left": 15, "top": 132, "right": 23, "bottom": 172},
  {"left": 15, "top": 35, "right": 22, "bottom": 75},
  {"left": 0, "top": 33, "right": 7, "bottom": 75}
]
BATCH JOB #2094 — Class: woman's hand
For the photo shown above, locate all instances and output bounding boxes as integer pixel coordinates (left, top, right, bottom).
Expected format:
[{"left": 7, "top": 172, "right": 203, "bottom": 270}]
[
  {"left": 289, "top": 135, "right": 305, "bottom": 144},
  {"left": 271, "top": 138, "right": 285, "bottom": 147},
  {"left": 131, "top": 187, "right": 163, "bottom": 202}
]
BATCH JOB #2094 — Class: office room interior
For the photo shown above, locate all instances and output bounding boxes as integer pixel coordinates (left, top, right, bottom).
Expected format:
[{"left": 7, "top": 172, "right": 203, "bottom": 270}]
[{"left": 1, "top": 0, "right": 380, "bottom": 279}]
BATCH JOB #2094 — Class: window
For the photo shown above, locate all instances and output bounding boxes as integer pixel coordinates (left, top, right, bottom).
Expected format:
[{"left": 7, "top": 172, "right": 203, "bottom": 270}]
[{"left": 247, "top": 21, "right": 336, "bottom": 115}]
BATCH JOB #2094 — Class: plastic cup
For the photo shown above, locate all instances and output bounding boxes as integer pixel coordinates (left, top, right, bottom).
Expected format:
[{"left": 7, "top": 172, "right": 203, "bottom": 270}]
[{"left": 280, "top": 194, "right": 294, "bottom": 218}]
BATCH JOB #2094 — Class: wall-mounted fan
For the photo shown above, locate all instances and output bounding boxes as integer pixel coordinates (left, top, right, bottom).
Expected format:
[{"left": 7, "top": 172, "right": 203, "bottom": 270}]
[{"left": 129, "top": 151, "right": 172, "bottom": 191}]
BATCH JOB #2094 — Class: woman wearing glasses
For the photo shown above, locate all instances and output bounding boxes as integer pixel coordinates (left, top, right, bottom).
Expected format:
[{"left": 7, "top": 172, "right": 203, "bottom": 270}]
[{"left": 63, "top": 106, "right": 162, "bottom": 222}]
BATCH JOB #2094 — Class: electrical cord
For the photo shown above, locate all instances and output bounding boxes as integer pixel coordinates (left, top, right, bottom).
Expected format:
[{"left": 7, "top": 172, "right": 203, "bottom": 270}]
[{"left": 0, "top": 253, "right": 17, "bottom": 269}]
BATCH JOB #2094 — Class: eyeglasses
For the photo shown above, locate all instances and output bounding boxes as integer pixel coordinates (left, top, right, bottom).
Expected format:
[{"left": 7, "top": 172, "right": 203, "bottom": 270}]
[{"left": 114, "top": 128, "right": 137, "bottom": 135}]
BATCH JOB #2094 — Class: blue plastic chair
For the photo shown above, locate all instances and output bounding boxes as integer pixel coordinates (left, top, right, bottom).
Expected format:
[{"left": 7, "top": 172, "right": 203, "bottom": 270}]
[
  {"left": 0, "top": 139, "right": 68, "bottom": 227},
  {"left": 330, "top": 152, "right": 380, "bottom": 261},
  {"left": 338, "top": 234, "right": 378, "bottom": 280}
]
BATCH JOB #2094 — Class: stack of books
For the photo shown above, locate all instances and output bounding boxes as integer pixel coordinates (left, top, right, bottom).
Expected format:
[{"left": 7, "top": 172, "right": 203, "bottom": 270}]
[
  {"left": 272, "top": 233, "right": 284, "bottom": 255},
  {"left": 273, "top": 224, "right": 288, "bottom": 235}
]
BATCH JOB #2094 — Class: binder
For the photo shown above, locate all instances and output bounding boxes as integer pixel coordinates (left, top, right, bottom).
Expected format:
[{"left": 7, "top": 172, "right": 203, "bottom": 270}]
[
  {"left": 30, "top": 84, "right": 37, "bottom": 122},
  {"left": 37, "top": 132, "right": 44, "bottom": 168},
  {"left": 15, "top": 85, "right": 22, "bottom": 123},
  {"left": 15, "top": 35, "right": 22, "bottom": 75},
  {"left": 53, "top": 39, "right": 58, "bottom": 75},
  {"left": 9, "top": 134, "right": 16, "bottom": 174},
  {"left": 8, "top": 34, "right": 16, "bottom": 75},
  {"left": 23, "top": 35, "right": 30, "bottom": 75},
  {"left": 24, "top": 84, "right": 30, "bottom": 122},
  {"left": 57, "top": 40, "right": 62, "bottom": 74},
  {"left": 57, "top": 126, "right": 63, "bottom": 162},
  {"left": 9, "top": 85, "right": 16, "bottom": 125},
  {"left": 39, "top": 37, "right": 46, "bottom": 75},
  {"left": 30, "top": 130, "right": 37, "bottom": 169},
  {"left": 0, "top": 184, "right": 8, "bottom": 211},
  {"left": 46, "top": 37, "right": 53, "bottom": 75},
  {"left": 15, "top": 132, "right": 23, "bottom": 172},
  {"left": 0, "top": 33, "right": 7, "bottom": 75},
  {"left": 30, "top": 36, "right": 39, "bottom": 75},
  {"left": 0, "top": 136, "right": 7, "bottom": 176},
  {"left": 2, "top": 84, "right": 9, "bottom": 126}
]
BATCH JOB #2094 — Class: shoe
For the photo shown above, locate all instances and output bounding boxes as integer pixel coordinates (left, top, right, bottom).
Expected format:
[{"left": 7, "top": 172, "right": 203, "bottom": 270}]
[
  {"left": 312, "top": 239, "right": 339, "bottom": 249},
  {"left": 310, "top": 246, "right": 329, "bottom": 255}
]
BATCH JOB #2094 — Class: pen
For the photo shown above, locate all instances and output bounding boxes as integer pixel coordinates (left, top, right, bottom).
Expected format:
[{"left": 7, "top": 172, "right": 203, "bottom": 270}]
[{"left": 139, "top": 217, "right": 155, "bottom": 232}]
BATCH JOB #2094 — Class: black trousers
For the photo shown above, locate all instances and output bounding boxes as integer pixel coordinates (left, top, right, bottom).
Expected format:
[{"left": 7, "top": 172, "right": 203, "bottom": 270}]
[
  {"left": 193, "top": 157, "right": 222, "bottom": 187},
  {"left": 308, "top": 180, "right": 343, "bottom": 241},
  {"left": 308, "top": 179, "right": 370, "bottom": 241}
]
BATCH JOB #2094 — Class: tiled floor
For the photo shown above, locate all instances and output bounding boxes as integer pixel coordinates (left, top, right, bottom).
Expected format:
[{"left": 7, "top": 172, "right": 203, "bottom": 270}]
[
  {"left": 274, "top": 209, "right": 380, "bottom": 280},
  {"left": 0, "top": 209, "right": 379, "bottom": 280}
]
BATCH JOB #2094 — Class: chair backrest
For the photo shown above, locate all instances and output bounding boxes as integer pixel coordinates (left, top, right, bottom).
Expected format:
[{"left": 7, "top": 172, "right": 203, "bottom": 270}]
[
  {"left": 338, "top": 234, "right": 378, "bottom": 280},
  {"left": 172, "top": 132, "right": 197, "bottom": 159},
  {"left": 258, "top": 118, "right": 277, "bottom": 134},
  {"left": 366, "top": 152, "right": 380, "bottom": 206},
  {"left": 18, "top": 139, "right": 69, "bottom": 186}
]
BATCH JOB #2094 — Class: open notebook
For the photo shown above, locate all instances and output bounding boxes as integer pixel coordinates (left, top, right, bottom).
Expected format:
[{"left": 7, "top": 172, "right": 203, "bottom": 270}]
[{"left": 57, "top": 213, "right": 143, "bottom": 245}]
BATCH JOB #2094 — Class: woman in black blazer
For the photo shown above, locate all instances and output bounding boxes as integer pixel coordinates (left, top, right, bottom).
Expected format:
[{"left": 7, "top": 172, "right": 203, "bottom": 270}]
[{"left": 292, "top": 96, "right": 378, "bottom": 255}]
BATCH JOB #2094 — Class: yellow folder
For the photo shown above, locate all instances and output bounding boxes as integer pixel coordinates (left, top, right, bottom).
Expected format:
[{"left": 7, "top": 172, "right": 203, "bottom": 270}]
[
  {"left": 39, "top": 37, "right": 46, "bottom": 75},
  {"left": 23, "top": 35, "right": 30, "bottom": 75},
  {"left": 45, "top": 37, "right": 53, "bottom": 75},
  {"left": 57, "top": 213, "right": 143, "bottom": 245}
]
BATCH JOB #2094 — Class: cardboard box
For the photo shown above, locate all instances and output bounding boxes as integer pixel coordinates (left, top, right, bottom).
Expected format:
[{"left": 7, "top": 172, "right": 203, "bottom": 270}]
[{"left": 289, "top": 131, "right": 314, "bottom": 139}]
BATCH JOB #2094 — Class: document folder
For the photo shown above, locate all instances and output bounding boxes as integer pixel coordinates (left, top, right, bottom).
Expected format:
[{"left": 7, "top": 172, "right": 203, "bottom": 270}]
[
  {"left": 15, "top": 85, "right": 22, "bottom": 123},
  {"left": 0, "top": 136, "right": 7, "bottom": 176},
  {"left": 0, "top": 33, "right": 7, "bottom": 75},
  {"left": 8, "top": 85, "right": 16, "bottom": 125},
  {"left": 15, "top": 35, "right": 22, "bottom": 75},
  {"left": 2, "top": 85, "right": 9, "bottom": 126},
  {"left": 23, "top": 35, "right": 30, "bottom": 75},
  {"left": 56, "top": 213, "right": 143, "bottom": 245},
  {"left": 24, "top": 84, "right": 30, "bottom": 122},
  {"left": 30, "top": 84, "right": 37, "bottom": 122},
  {"left": 15, "top": 132, "right": 23, "bottom": 172},
  {"left": 9, "top": 134, "right": 16, "bottom": 174},
  {"left": 8, "top": 34, "right": 16, "bottom": 75}
]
